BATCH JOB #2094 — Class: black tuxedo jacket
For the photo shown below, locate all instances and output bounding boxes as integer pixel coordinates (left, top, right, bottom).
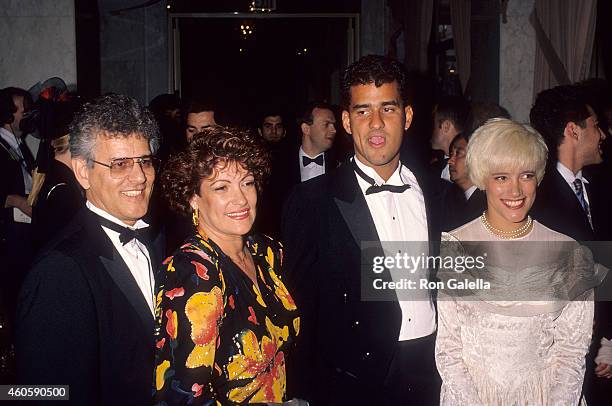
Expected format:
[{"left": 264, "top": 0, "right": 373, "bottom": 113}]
[
  {"left": 281, "top": 162, "right": 444, "bottom": 405},
  {"left": 16, "top": 208, "right": 164, "bottom": 405},
  {"left": 281, "top": 145, "right": 339, "bottom": 189},
  {"left": 256, "top": 144, "right": 338, "bottom": 238}
]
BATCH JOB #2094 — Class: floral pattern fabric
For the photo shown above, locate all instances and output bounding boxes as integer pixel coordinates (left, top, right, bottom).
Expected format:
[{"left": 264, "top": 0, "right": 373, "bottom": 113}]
[{"left": 153, "top": 233, "right": 299, "bottom": 405}]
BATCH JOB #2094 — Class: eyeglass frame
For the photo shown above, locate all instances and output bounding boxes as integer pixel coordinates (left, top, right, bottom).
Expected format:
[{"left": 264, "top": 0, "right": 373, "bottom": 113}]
[{"left": 90, "top": 155, "right": 160, "bottom": 179}]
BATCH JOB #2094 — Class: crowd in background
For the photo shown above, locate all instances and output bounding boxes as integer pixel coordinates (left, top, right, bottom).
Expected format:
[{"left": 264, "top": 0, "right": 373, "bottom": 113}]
[{"left": 0, "top": 54, "right": 612, "bottom": 405}]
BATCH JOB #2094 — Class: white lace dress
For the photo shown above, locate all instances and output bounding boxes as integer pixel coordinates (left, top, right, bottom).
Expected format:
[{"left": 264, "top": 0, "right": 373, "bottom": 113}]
[{"left": 435, "top": 218, "right": 594, "bottom": 406}]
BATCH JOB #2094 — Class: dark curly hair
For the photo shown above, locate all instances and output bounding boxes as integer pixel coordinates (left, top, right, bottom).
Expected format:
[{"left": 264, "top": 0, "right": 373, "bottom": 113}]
[
  {"left": 69, "top": 93, "right": 160, "bottom": 165},
  {"left": 162, "top": 126, "right": 271, "bottom": 217},
  {"left": 529, "top": 85, "right": 590, "bottom": 157},
  {"left": 340, "top": 55, "right": 409, "bottom": 109}
]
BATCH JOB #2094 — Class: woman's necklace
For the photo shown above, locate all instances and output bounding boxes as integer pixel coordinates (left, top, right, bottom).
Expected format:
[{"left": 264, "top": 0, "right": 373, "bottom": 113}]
[
  {"left": 480, "top": 211, "right": 533, "bottom": 239},
  {"left": 231, "top": 248, "right": 257, "bottom": 285}
]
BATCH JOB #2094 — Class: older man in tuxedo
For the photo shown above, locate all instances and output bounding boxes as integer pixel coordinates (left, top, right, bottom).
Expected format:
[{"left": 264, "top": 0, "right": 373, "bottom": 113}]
[
  {"left": 283, "top": 55, "right": 445, "bottom": 405},
  {"left": 16, "top": 94, "right": 163, "bottom": 405}
]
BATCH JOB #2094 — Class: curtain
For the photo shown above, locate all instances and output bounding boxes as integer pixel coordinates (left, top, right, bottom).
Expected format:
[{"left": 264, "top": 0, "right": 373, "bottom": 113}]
[
  {"left": 532, "top": 0, "right": 597, "bottom": 98},
  {"left": 387, "top": 0, "right": 434, "bottom": 72},
  {"left": 449, "top": 0, "right": 471, "bottom": 93}
]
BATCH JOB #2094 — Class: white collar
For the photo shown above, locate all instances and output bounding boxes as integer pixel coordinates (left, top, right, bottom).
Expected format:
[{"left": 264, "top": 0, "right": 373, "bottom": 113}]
[
  {"left": 86, "top": 200, "right": 149, "bottom": 230},
  {"left": 465, "top": 184, "right": 477, "bottom": 200},
  {"left": 353, "top": 156, "right": 410, "bottom": 188},
  {"left": 556, "top": 161, "right": 588, "bottom": 185},
  {"left": 0, "top": 127, "right": 19, "bottom": 150},
  {"left": 298, "top": 145, "right": 324, "bottom": 160}
]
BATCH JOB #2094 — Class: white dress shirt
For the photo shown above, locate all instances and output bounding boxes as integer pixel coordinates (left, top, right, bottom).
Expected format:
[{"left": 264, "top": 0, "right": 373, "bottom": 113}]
[
  {"left": 465, "top": 184, "right": 477, "bottom": 200},
  {"left": 0, "top": 127, "right": 33, "bottom": 193},
  {"left": 353, "top": 157, "right": 437, "bottom": 341},
  {"left": 556, "top": 162, "right": 590, "bottom": 207},
  {"left": 298, "top": 146, "right": 326, "bottom": 182},
  {"left": 87, "top": 201, "right": 155, "bottom": 316},
  {"left": 440, "top": 156, "right": 451, "bottom": 182}
]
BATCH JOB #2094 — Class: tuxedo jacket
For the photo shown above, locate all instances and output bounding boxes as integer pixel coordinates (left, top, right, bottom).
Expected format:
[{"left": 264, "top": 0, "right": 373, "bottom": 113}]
[
  {"left": 280, "top": 145, "right": 339, "bottom": 189},
  {"left": 256, "top": 144, "right": 338, "bottom": 238},
  {"left": 16, "top": 208, "right": 164, "bottom": 405},
  {"left": 281, "top": 162, "right": 445, "bottom": 405}
]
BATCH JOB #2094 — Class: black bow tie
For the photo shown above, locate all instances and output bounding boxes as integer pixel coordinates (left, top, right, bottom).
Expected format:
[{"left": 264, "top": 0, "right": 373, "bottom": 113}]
[
  {"left": 351, "top": 159, "right": 411, "bottom": 195},
  {"left": 302, "top": 154, "right": 324, "bottom": 167},
  {"left": 96, "top": 214, "right": 152, "bottom": 245}
]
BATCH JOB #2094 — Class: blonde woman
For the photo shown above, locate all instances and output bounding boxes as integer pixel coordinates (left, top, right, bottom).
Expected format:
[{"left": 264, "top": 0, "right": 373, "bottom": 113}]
[{"left": 435, "top": 118, "right": 605, "bottom": 405}]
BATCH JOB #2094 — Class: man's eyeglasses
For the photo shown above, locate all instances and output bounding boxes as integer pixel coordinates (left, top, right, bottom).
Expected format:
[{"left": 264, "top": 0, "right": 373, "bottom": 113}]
[{"left": 91, "top": 156, "right": 160, "bottom": 179}]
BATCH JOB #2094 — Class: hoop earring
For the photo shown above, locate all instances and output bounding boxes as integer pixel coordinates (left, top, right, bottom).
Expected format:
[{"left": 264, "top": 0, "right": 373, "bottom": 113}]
[{"left": 192, "top": 208, "right": 199, "bottom": 227}]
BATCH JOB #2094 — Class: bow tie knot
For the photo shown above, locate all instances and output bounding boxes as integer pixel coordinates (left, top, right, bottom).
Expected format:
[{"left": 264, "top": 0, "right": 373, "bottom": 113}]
[
  {"left": 351, "top": 159, "right": 411, "bottom": 195},
  {"left": 302, "top": 154, "right": 324, "bottom": 167},
  {"left": 96, "top": 215, "right": 152, "bottom": 245}
]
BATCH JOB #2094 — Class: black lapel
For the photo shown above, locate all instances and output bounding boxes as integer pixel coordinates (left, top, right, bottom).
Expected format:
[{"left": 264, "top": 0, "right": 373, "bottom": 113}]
[
  {"left": 330, "top": 163, "right": 401, "bottom": 307},
  {"left": 331, "top": 163, "right": 380, "bottom": 247},
  {"left": 82, "top": 209, "right": 154, "bottom": 333},
  {"left": 404, "top": 164, "right": 443, "bottom": 245},
  {"left": 324, "top": 150, "right": 338, "bottom": 173},
  {"left": 288, "top": 145, "right": 301, "bottom": 185}
]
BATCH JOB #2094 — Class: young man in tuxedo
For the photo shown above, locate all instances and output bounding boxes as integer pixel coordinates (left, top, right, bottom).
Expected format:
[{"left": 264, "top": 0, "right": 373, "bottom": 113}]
[
  {"left": 257, "top": 103, "right": 338, "bottom": 238},
  {"left": 282, "top": 55, "right": 443, "bottom": 405},
  {"left": 16, "top": 94, "right": 164, "bottom": 405}
]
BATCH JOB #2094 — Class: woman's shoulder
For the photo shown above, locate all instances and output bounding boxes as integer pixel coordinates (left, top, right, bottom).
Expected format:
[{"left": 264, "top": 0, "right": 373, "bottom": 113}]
[
  {"left": 447, "top": 217, "right": 483, "bottom": 241},
  {"left": 161, "top": 234, "right": 223, "bottom": 281},
  {"left": 531, "top": 220, "right": 575, "bottom": 242},
  {"left": 249, "top": 233, "right": 284, "bottom": 254}
]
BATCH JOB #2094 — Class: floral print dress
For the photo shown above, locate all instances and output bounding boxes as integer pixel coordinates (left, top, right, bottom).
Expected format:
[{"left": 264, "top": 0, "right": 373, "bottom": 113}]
[{"left": 153, "top": 232, "right": 299, "bottom": 405}]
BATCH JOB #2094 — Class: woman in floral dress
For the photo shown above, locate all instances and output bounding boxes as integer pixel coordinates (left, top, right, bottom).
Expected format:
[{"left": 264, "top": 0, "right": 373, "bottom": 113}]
[{"left": 153, "top": 127, "right": 299, "bottom": 405}]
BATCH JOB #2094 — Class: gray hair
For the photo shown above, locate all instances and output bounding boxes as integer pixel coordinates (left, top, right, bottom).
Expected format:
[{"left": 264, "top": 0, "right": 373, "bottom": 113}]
[
  {"left": 69, "top": 93, "right": 160, "bottom": 165},
  {"left": 467, "top": 118, "right": 548, "bottom": 190}
]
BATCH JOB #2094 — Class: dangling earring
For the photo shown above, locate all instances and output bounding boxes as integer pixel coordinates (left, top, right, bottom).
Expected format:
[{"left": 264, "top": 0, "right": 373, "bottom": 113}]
[{"left": 192, "top": 208, "right": 199, "bottom": 227}]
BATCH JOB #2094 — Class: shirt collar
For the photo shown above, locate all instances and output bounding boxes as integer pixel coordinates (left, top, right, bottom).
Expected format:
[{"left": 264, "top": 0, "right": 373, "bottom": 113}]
[
  {"left": 465, "top": 184, "right": 477, "bottom": 200},
  {"left": 86, "top": 200, "right": 149, "bottom": 230},
  {"left": 556, "top": 161, "right": 588, "bottom": 185},
  {"left": 299, "top": 146, "right": 324, "bottom": 160},
  {"left": 0, "top": 127, "right": 19, "bottom": 150},
  {"left": 353, "top": 155, "right": 406, "bottom": 187}
]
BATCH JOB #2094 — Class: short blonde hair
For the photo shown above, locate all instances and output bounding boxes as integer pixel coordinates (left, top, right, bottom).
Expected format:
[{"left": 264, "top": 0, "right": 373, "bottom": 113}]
[{"left": 467, "top": 118, "right": 548, "bottom": 190}]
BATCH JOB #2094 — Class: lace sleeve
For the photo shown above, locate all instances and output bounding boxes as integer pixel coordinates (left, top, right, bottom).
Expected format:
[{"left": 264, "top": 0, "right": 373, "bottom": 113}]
[
  {"left": 549, "top": 290, "right": 594, "bottom": 405},
  {"left": 435, "top": 299, "right": 484, "bottom": 405}
]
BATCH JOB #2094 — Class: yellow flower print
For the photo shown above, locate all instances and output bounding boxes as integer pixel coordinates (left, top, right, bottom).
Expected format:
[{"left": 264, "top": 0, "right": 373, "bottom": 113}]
[
  {"left": 184, "top": 286, "right": 224, "bottom": 369},
  {"left": 253, "top": 283, "right": 267, "bottom": 308},
  {"left": 293, "top": 317, "right": 300, "bottom": 336},
  {"left": 268, "top": 268, "right": 296, "bottom": 311},
  {"left": 225, "top": 318, "right": 289, "bottom": 403},
  {"left": 265, "top": 247, "right": 275, "bottom": 268},
  {"left": 155, "top": 360, "right": 171, "bottom": 390}
]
